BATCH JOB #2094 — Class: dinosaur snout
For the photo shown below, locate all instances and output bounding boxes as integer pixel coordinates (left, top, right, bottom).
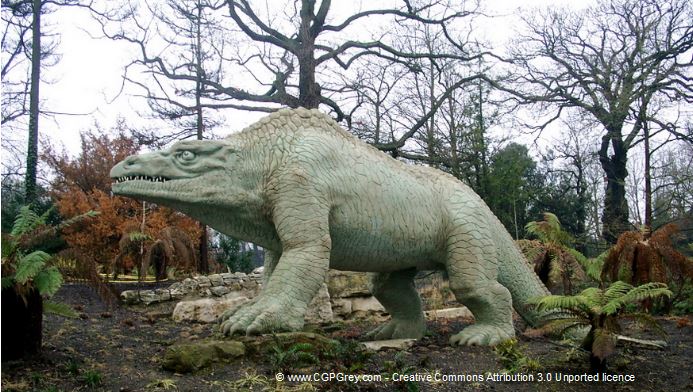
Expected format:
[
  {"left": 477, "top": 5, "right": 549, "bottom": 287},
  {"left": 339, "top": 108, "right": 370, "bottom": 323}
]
[{"left": 110, "top": 155, "right": 139, "bottom": 179}]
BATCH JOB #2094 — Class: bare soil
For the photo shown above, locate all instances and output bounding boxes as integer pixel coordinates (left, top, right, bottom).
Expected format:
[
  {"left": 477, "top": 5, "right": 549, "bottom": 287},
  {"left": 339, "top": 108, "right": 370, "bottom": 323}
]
[{"left": 2, "top": 282, "right": 692, "bottom": 392}]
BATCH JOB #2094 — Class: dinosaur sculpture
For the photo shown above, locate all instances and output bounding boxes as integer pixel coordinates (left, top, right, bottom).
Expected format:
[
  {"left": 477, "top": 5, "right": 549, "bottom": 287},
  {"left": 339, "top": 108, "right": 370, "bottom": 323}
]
[{"left": 110, "top": 108, "right": 550, "bottom": 346}]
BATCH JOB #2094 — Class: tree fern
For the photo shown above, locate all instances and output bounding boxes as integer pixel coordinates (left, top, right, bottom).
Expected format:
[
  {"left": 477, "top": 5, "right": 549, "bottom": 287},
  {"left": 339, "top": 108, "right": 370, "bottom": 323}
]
[
  {"left": 520, "top": 213, "right": 587, "bottom": 294},
  {"left": 529, "top": 281, "right": 671, "bottom": 371},
  {"left": 601, "top": 224, "right": 691, "bottom": 312},
  {"left": 3, "top": 206, "right": 98, "bottom": 306}
]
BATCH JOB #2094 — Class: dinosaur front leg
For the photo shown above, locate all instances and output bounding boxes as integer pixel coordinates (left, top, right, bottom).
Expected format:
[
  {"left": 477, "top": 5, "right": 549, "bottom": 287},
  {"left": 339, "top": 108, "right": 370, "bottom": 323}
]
[
  {"left": 220, "top": 243, "right": 329, "bottom": 336},
  {"left": 365, "top": 269, "right": 426, "bottom": 340},
  {"left": 217, "top": 249, "right": 282, "bottom": 324},
  {"left": 220, "top": 190, "right": 331, "bottom": 336},
  {"left": 262, "top": 250, "right": 280, "bottom": 284}
]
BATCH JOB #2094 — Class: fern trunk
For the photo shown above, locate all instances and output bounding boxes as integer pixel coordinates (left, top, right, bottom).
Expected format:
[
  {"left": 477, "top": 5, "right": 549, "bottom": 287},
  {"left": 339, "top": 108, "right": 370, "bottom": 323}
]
[{"left": 1, "top": 287, "right": 43, "bottom": 360}]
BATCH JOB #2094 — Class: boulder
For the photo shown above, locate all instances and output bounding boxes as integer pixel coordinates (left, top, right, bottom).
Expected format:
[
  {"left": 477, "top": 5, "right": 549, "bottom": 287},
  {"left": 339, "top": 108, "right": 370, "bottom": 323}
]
[
  {"left": 350, "top": 296, "right": 385, "bottom": 313},
  {"left": 425, "top": 306, "right": 473, "bottom": 320},
  {"left": 327, "top": 270, "right": 371, "bottom": 298},
  {"left": 331, "top": 296, "right": 385, "bottom": 320},
  {"left": 361, "top": 339, "right": 416, "bottom": 351},
  {"left": 162, "top": 340, "right": 245, "bottom": 373},
  {"left": 172, "top": 297, "right": 250, "bottom": 323}
]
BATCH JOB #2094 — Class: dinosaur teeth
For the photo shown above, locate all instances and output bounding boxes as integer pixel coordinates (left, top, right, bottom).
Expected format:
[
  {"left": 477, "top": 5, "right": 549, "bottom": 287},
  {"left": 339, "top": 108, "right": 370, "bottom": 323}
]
[{"left": 114, "top": 175, "right": 170, "bottom": 183}]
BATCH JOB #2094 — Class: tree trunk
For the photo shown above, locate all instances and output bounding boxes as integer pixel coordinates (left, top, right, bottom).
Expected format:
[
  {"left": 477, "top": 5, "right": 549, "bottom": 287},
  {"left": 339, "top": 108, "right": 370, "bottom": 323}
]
[
  {"left": 194, "top": 10, "right": 209, "bottom": 275},
  {"left": 2, "top": 287, "right": 43, "bottom": 360},
  {"left": 643, "top": 122, "right": 652, "bottom": 232},
  {"left": 599, "top": 130, "right": 630, "bottom": 243},
  {"left": 297, "top": 1, "right": 320, "bottom": 109},
  {"left": 198, "top": 223, "right": 209, "bottom": 273},
  {"left": 25, "top": 0, "right": 42, "bottom": 205}
]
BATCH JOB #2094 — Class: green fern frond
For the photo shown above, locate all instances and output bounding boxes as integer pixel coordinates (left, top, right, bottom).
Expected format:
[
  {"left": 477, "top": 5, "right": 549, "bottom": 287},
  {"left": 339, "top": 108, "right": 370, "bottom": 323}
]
[
  {"left": 34, "top": 267, "right": 63, "bottom": 297},
  {"left": 566, "top": 247, "right": 588, "bottom": 267},
  {"left": 2, "top": 234, "right": 16, "bottom": 258},
  {"left": 617, "top": 283, "right": 671, "bottom": 307},
  {"left": 1, "top": 276, "right": 14, "bottom": 289},
  {"left": 577, "top": 287, "right": 603, "bottom": 307},
  {"left": 529, "top": 294, "right": 589, "bottom": 313},
  {"left": 603, "top": 281, "right": 634, "bottom": 302},
  {"left": 525, "top": 220, "right": 548, "bottom": 243},
  {"left": 128, "top": 231, "right": 151, "bottom": 242},
  {"left": 602, "top": 282, "right": 671, "bottom": 315},
  {"left": 581, "top": 257, "right": 605, "bottom": 282},
  {"left": 53, "top": 210, "right": 100, "bottom": 233},
  {"left": 541, "top": 317, "right": 588, "bottom": 333},
  {"left": 43, "top": 300, "right": 78, "bottom": 318},
  {"left": 14, "top": 251, "right": 52, "bottom": 284},
  {"left": 11, "top": 206, "right": 45, "bottom": 237}
]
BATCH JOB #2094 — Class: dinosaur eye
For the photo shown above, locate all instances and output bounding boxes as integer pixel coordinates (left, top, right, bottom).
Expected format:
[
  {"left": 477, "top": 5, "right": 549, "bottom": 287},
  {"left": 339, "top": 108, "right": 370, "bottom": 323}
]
[{"left": 178, "top": 150, "right": 196, "bottom": 162}]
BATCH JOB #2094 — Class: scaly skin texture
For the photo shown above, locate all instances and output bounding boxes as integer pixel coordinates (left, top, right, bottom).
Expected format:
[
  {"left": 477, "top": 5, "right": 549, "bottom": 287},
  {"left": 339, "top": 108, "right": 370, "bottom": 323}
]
[{"left": 110, "top": 108, "right": 550, "bottom": 346}]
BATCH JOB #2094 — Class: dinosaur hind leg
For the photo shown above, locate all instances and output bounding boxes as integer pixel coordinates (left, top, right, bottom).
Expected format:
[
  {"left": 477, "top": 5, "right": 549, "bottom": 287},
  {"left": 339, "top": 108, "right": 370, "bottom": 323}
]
[
  {"left": 446, "top": 231, "right": 515, "bottom": 346},
  {"left": 365, "top": 268, "right": 426, "bottom": 340}
]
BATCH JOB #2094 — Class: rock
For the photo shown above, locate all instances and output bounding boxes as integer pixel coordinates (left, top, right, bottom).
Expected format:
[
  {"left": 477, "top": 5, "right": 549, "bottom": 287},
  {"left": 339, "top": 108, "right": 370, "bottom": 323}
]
[
  {"left": 425, "top": 307, "right": 473, "bottom": 320},
  {"left": 327, "top": 271, "right": 371, "bottom": 298},
  {"left": 120, "top": 290, "right": 141, "bottom": 305},
  {"left": 172, "top": 297, "right": 250, "bottom": 323},
  {"left": 350, "top": 297, "right": 385, "bottom": 313},
  {"left": 361, "top": 339, "right": 416, "bottom": 351},
  {"left": 252, "top": 266, "right": 264, "bottom": 274},
  {"left": 196, "top": 276, "right": 211, "bottom": 288},
  {"left": 331, "top": 296, "right": 385, "bottom": 320},
  {"left": 305, "top": 284, "right": 333, "bottom": 324},
  {"left": 208, "top": 274, "right": 223, "bottom": 286},
  {"left": 162, "top": 340, "right": 245, "bottom": 373},
  {"left": 331, "top": 298, "right": 352, "bottom": 316},
  {"left": 210, "top": 286, "right": 230, "bottom": 297}
]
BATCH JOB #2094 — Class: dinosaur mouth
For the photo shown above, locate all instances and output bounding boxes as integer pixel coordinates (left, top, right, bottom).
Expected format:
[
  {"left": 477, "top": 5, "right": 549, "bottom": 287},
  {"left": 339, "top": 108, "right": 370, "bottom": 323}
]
[{"left": 113, "top": 175, "right": 171, "bottom": 184}]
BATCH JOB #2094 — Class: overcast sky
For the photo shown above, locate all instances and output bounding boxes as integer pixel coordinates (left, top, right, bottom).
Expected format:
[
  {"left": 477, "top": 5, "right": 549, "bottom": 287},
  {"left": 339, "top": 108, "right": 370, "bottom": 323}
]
[{"left": 28, "top": 0, "right": 590, "bottom": 156}]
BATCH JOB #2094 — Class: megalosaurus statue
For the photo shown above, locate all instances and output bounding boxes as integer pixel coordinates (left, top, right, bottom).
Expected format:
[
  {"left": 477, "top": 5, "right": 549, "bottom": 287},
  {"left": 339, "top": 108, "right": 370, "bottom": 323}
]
[{"left": 110, "top": 108, "right": 550, "bottom": 346}]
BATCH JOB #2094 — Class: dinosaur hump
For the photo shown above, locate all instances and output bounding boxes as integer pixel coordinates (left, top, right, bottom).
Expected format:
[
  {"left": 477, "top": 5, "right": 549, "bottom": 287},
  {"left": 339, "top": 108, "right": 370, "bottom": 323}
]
[{"left": 231, "top": 108, "right": 353, "bottom": 140}]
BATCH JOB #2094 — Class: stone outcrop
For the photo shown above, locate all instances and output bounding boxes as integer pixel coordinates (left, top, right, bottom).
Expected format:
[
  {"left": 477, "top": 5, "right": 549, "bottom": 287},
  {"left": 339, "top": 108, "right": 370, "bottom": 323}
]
[
  {"left": 120, "top": 271, "right": 263, "bottom": 305},
  {"left": 121, "top": 269, "right": 465, "bottom": 325},
  {"left": 162, "top": 340, "right": 245, "bottom": 373},
  {"left": 172, "top": 297, "right": 250, "bottom": 323}
]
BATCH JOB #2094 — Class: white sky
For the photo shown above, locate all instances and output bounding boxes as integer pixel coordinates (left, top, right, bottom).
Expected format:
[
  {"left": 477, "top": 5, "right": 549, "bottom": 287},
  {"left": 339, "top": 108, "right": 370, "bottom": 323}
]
[{"left": 13, "top": 0, "right": 592, "bottom": 156}]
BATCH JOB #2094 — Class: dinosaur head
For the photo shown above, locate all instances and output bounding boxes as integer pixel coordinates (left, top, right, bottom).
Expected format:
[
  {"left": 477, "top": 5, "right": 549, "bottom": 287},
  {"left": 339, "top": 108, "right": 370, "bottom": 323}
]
[{"left": 110, "top": 139, "right": 243, "bottom": 210}]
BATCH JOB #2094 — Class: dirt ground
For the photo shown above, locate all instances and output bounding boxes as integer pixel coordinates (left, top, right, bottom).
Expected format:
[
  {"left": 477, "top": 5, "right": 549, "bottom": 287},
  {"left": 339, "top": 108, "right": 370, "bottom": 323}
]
[{"left": 2, "top": 282, "right": 692, "bottom": 392}]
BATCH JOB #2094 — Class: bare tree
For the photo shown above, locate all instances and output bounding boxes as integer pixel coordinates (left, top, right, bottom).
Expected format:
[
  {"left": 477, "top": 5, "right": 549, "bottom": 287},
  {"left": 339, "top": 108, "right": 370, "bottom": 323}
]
[
  {"left": 501, "top": 0, "right": 692, "bottom": 242},
  {"left": 1, "top": 0, "right": 79, "bottom": 203},
  {"left": 92, "top": 0, "right": 489, "bottom": 154}
]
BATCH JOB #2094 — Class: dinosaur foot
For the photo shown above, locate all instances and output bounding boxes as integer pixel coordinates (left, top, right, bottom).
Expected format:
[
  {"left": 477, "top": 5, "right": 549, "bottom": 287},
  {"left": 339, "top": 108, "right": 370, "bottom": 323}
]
[
  {"left": 219, "top": 298, "right": 304, "bottom": 336},
  {"left": 365, "top": 318, "right": 426, "bottom": 340},
  {"left": 449, "top": 324, "right": 514, "bottom": 346}
]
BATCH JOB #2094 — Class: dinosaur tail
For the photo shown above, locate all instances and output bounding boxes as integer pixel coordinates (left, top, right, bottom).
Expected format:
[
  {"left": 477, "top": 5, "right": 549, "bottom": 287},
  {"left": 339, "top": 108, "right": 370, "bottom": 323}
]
[{"left": 495, "top": 230, "right": 551, "bottom": 327}]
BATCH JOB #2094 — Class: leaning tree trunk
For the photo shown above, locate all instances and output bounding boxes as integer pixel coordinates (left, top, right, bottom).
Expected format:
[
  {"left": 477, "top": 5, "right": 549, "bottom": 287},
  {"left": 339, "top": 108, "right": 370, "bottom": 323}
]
[
  {"left": 599, "top": 131, "right": 630, "bottom": 243},
  {"left": 1, "top": 287, "right": 43, "bottom": 360}
]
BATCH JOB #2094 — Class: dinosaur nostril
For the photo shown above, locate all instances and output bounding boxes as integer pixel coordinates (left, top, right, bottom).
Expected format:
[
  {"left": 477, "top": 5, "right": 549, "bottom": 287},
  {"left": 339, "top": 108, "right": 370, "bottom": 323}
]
[{"left": 124, "top": 157, "right": 138, "bottom": 168}]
